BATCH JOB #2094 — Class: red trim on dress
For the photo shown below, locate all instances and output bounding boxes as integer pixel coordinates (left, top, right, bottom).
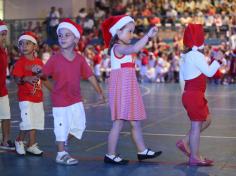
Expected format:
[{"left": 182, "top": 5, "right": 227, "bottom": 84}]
[
  {"left": 113, "top": 45, "right": 125, "bottom": 59},
  {"left": 121, "top": 62, "right": 135, "bottom": 68}
]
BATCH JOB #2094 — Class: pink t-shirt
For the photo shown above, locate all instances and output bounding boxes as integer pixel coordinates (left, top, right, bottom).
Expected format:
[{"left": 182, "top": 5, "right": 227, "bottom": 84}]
[{"left": 43, "top": 52, "right": 93, "bottom": 107}]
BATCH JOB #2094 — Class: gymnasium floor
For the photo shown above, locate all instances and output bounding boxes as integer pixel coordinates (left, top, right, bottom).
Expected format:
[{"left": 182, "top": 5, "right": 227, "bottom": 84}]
[{"left": 0, "top": 81, "right": 236, "bottom": 176}]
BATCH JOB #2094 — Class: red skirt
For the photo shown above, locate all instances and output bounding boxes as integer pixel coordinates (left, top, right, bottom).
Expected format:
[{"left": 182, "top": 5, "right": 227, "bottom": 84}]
[{"left": 182, "top": 91, "right": 209, "bottom": 121}]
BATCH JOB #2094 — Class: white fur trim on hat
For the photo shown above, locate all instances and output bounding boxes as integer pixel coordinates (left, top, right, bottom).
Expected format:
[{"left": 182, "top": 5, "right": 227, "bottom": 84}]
[
  {"left": 192, "top": 45, "right": 204, "bottom": 51},
  {"left": 0, "top": 25, "right": 8, "bottom": 32},
  {"left": 18, "top": 35, "right": 37, "bottom": 44},
  {"left": 109, "top": 16, "right": 134, "bottom": 36},
  {"left": 57, "top": 22, "right": 80, "bottom": 38}
]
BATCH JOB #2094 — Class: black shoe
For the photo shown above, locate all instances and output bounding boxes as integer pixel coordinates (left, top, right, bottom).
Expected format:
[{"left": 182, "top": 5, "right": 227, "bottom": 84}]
[
  {"left": 104, "top": 155, "right": 129, "bottom": 165},
  {"left": 0, "top": 140, "right": 15, "bottom": 150},
  {"left": 137, "top": 149, "right": 162, "bottom": 161}
]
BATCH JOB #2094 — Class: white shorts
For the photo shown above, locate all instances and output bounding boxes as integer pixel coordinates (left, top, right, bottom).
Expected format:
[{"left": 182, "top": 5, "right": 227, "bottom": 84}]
[
  {"left": 53, "top": 102, "right": 86, "bottom": 142},
  {"left": 0, "top": 95, "right": 11, "bottom": 120},
  {"left": 19, "top": 101, "right": 45, "bottom": 130}
]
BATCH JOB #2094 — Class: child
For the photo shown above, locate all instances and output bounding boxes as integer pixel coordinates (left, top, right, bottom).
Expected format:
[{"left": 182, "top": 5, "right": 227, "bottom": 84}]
[
  {"left": 32, "top": 18, "right": 105, "bottom": 165},
  {"left": 101, "top": 15, "right": 162, "bottom": 165},
  {"left": 0, "top": 21, "right": 15, "bottom": 150},
  {"left": 13, "top": 31, "right": 47, "bottom": 156},
  {"left": 177, "top": 24, "right": 222, "bottom": 166}
]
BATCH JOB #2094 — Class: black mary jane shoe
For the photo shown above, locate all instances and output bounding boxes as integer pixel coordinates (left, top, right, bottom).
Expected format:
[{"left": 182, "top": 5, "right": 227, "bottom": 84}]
[
  {"left": 104, "top": 155, "right": 129, "bottom": 165},
  {"left": 137, "top": 149, "right": 162, "bottom": 161}
]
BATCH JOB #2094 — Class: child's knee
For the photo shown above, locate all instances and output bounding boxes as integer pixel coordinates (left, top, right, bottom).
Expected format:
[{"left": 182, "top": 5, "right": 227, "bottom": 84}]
[{"left": 113, "top": 120, "right": 124, "bottom": 131}]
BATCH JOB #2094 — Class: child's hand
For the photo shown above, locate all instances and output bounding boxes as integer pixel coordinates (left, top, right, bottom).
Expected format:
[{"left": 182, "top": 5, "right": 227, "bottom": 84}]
[
  {"left": 32, "top": 65, "right": 42, "bottom": 75},
  {"left": 23, "top": 76, "right": 40, "bottom": 85},
  {"left": 214, "top": 51, "right": 224, "bottom": 65},
  {"left": 214, "top": 51, "right": 224, "bottom": 61},
  {"left": 100, "top": 93, "right": 106, "bottom": 104},
  {"left": 147, "top": 26, "right": 158, "bottom": 39}
]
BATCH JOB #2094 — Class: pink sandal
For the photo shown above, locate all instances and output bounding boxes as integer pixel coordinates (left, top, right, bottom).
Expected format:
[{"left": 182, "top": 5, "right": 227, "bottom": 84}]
[{"left": 189, "top": 157, "right": 213, "bottom": 166}]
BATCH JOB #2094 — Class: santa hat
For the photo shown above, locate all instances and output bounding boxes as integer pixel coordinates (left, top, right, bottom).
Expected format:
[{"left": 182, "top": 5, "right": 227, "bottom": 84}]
[
  {"left": 101, "top": 15, "right": 134, "bottom": 47},
  {"left": 18, "top": 31, "right": 38, "bottom": 44},
  {"left": 183, "top": 23, "right": 205, "bottom": 51},
  {"left": 0, "top": 21, "right": 8, "bottom": 32},
  {"left": 57, "top": 18, "right": 83, "bottom": 38}
]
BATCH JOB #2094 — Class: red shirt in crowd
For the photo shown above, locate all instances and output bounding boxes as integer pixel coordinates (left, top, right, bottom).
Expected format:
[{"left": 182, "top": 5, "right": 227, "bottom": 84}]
[
  {"left": 93, "top": 54, "right": 102, "bottom": 65},
  {"left": 42, "top": 52, "right": 93, "bottom": 107},
  {"left": 12, "top": 56, "right": 44, "bottom": 102},
  {"left": 0, "top": 47, "right": 8, "bottom": 97}
]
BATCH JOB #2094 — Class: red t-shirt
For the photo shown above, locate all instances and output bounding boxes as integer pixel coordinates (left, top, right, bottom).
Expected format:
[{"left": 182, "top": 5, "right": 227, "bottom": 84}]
[
  {"left": 93, "top": 54, "right": 102, "bottom": 65},
  {"left": 0, "top": 47, "right": 8, "bottom": 97},
  {"left": 42, "top": 52, "right": 93, "bottom": 107},
  {"left": 12, "top": 56, "right": 44, "bottom": 102}
]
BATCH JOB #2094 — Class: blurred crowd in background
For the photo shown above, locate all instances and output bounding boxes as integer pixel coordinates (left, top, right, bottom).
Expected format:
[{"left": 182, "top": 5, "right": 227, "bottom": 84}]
[{"left": 4, "top": 0, "right": 236, "bottom": 85}]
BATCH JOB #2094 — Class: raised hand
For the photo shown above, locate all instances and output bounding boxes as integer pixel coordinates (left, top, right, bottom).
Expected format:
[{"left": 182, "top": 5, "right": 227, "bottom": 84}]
[{"left": 147, "top": 26, "right": 158, "bottom": 38}]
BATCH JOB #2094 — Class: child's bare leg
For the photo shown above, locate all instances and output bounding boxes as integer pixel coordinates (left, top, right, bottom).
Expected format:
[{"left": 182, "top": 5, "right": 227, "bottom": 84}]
[
  {"left": 130, "top": 121, "right": 146, "bottom": 152},
  {"left": 28, "top": 129, "right": 36, "bottom": 146},
  {"left": 1, "top": 119, "right": 11, "bottom": 144},
  {"left": 16, "top": 130, "right": 27, "bottom": 141},
  {"left": 181, "top": 116, "right": 211, "bottom": 151},
  {"left": 107, "top": 120, "right": 124, "bottom": 155},
  {"left": 57, "top": 141, "right": 65, "bottom": 152},
  {"left": 189, "top": 121, "right": 202, "bottom": 159}
]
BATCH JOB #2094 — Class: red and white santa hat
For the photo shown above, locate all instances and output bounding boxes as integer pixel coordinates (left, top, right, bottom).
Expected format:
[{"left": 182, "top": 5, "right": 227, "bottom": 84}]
[
  {"left": 18, "top": 31, "right": 38, "bottom": 44},
  {"left": 0, "top": 21, "right": 8, "bottom": 32},
  {"left": 57, "top": 18, "right": 83, "bottom": 38},
  {"left": 101, "top": 15, "right": 134, "bottom": 47},
  {"left": 183, "top": 23, "right": 205, "bottom": 51}
]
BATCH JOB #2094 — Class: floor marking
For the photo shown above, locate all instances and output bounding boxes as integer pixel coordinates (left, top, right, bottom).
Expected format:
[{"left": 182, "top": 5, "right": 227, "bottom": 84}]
[{"left": 9, "top": 126, "right": 236, "bottom": 139}]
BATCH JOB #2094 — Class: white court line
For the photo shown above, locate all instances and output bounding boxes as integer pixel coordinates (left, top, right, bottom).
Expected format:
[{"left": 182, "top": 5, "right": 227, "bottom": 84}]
[{"left": 10, "top": 126, "right": 236, "bottom": 139}]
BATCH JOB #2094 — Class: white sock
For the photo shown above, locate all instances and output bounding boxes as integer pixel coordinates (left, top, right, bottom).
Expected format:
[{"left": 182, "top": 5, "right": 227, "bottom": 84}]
[
  {"left": 57, "top": 151, "right": 68, "bottom": 158},
  {"left": 138, "top": 149, "right": 155, "bottom": 155},
  {"left": 106, "top": 154, "right": 122, "bottom": 162}
]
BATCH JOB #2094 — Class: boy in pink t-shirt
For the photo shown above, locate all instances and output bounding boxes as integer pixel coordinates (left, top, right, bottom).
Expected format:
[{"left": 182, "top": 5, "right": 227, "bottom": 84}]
[{"left": 33, "top": 19, "right": 105, "bottom": 165}]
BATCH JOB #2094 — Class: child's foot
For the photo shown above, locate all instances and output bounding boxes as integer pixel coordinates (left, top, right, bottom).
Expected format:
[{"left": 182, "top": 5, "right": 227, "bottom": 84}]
[
  {"left": 137, "top": 148, "right": 162, "bottom": 161},
  {"left": 0, "top": 140, "right": 15, "bottom": 150},
  {"left": 26, "top": 143, "right": 43, "bottom": 156},
  {"left": 56, "top": 152, "right": 78, "bottom": 165},
  {"left": 189, "top": 157, "right": 213, "bottom": 166},
  {"left": 104, "top": 154, "right": 129, "bottom": 165},
  {"left": 15, "top": 140, "right": 26, "bottom": 155},
  {"left": 176, "top": 139, "right": 190, "bottom": 157}
]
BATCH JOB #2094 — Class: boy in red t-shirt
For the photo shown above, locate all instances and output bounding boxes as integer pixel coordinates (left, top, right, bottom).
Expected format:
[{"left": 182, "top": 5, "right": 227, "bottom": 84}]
[
  {"left": 0, "top": 21, "right": 15, "bottom": 150},
  {"left": 33, "top": 19, "right": 105, "bottom": 165},
  {"left": 13, "top": 32, "right": 50, "bottom": 156}
]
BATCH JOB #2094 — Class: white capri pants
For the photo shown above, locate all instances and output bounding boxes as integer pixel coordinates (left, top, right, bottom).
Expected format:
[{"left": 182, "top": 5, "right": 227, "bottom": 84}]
[
  {"left": 52, "top": 102, "right": 86, "bottom": 142},
  {"left": 19, "top": 101, "right": 45, "bottom": 130},
  {"left": 0, "top": 95, "right": 11, "bottom": 120}
]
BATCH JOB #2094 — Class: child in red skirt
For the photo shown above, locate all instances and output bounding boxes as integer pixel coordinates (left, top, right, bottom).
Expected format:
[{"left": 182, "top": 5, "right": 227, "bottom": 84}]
[
  {"left": 101, "top": 15, "right": 162, "bottom": 165},
  {"left": 177, "top": 24, "right": 223, "bottom": 166}
]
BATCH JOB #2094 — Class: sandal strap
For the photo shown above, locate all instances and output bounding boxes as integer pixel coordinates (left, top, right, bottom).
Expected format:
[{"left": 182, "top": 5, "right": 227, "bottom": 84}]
[
  {"left": 146, "top": 148, "right": 151, "bottom": 155},
  {"left": 61, "top": 154, "right": 76, "bottom": 164}
]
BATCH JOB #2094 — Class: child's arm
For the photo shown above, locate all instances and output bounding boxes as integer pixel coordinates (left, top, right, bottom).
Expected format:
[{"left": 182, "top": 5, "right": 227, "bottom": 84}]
[
  {"left": 14, "top": 76, "right": 39, "bottom": 85},
  {"left": 31, "top": 65, "right": 48, "bottom": 81},
  {"left": 88, "top": 75, "right": 106, "bottom": 103},
  {"left": 115, "top": 26, "right": 158, "bottom": 55},
  {"left": 42, "top": 80, "right": 53, "bottom": 92},
  {"left": 195, "top": 52, "right": 222, "bottom": 77}
]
